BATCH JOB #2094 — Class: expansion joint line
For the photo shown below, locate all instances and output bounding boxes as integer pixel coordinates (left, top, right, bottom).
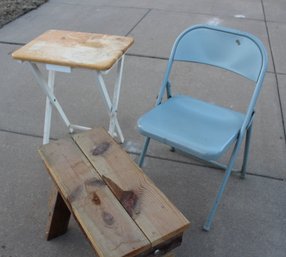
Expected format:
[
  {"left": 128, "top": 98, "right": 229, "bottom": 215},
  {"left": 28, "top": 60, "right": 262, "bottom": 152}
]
[
  {"left": 260, "top": 0, "right": 286, "bottom": 142},
  {"left": 125, "top": 9, "right": 152, "bottom": 36}
]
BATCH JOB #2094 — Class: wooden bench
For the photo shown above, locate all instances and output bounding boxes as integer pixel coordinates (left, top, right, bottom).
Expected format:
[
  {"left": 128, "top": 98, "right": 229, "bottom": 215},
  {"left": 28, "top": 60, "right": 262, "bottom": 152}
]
[{"left": 38, "top": 128, "right": 190, "bottom": 257}]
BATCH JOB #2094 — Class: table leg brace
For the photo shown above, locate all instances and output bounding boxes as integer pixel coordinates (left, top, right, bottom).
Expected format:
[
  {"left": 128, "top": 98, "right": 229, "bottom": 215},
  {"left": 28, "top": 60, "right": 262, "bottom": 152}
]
[
  {"left": 95, "top": 56, "right": 125, "bottom": 143},
  {"left": 29, "top": 63, "right": 73, "bottom": 144},
  {"left": 30, "top": 58, "right": 126, "bottom": 144}
]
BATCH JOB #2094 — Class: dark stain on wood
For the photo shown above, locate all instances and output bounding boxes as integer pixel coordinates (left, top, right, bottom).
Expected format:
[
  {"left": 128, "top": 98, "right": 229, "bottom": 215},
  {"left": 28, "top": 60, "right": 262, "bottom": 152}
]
[
  {"left": 91, "top": 192, "right": 101, "bottom": 205},
  {"left": 102, "top": 176, "right": 139, "bottom": 217},
  {"left": 102, "top": 211, "right": 114, "bottom": 226},
  {"left": 120, "top": 191, "right": 138, "bottom": 217},
  {"left": 68, "top": 185, "right": 83, "bottom": 202},
  {"left": 91, "top": 142, "right": 110, "bottom": 156}
]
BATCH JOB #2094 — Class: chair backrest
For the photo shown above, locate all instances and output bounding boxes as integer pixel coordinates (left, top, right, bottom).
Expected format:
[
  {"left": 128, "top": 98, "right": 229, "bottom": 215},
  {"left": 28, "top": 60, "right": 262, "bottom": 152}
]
[
  {"left": 157, "top": 25, "right": 268, "bottom": 130},
  {"left": 171, "top": 25, "right": 267, "bottom": 82}
]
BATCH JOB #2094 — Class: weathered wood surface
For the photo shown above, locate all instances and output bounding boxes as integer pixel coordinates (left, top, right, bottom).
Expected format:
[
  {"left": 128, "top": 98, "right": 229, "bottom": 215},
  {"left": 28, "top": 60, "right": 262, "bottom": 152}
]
[
  {"left": 12, "top": 30, "right": 134, "bottom": 71},
  {"left": 39, "top": 138, "right": 150, "bottom": 257},
  {"left": 73, "top": 128, "right": 190, "bottom": 247}
]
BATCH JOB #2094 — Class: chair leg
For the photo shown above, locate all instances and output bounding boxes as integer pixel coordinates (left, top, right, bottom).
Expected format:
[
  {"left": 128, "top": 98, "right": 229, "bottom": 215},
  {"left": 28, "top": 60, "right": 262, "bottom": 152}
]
[
  {"left": 202, "top": 166, "right": 233, "bottom": 231},
  {"left": 203, "top": 140, "right": 242, "bottom": 231},
  {"left": 138, "top": 137, "right": 151, "bottom": 167},
  {"left": 240, "top": 124, "right": 253, "bottom": 179}
]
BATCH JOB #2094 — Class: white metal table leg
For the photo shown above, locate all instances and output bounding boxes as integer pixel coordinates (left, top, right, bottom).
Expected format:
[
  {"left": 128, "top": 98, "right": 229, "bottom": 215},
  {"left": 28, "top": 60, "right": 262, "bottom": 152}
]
[
  {"left": 42, "top": 70, "right": 55, "bottom": 144},
  {"left": 29, "top": 57, "right": 126, "bottom": 144},
  {"left": 29, "top": 63, "right": 73, "bottom": 142},
  {"left": 109, "top": 55, "right": 124, "bottom": 142},
  {"left": 95, "top": 56, "right": 125, "bottom": 143}
]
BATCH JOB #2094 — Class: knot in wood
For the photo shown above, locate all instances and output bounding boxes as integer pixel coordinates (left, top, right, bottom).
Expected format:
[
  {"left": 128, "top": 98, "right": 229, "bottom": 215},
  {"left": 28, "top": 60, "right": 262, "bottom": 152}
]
[{"left": 92, "top": 142, "right": 110, "bottom": 155}]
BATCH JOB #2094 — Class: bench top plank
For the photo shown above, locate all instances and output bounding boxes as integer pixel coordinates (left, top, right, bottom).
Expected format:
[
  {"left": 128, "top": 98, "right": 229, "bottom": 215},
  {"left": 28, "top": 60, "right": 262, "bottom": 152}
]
[
  {"left": 73, "top": 128, "right": 190, "bottom": 247},
  {"left": 12, "top": 30, "right": 134, "bottom": 71},
  {"left": 39, "top": 138, "right": 150, "bottom": 257}
]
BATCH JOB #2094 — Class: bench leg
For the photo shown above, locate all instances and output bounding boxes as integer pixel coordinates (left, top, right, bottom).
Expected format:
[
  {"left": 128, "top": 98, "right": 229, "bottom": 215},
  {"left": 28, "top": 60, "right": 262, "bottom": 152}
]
[{"left": 46, "top": 185, "right": 71, "bottom": 240}]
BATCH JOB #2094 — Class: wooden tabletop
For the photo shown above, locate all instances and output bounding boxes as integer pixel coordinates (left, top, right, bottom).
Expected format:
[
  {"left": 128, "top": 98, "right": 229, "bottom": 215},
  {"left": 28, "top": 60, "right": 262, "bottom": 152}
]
[
  {"left": 38, "top": 128, "right": 190, "bottom": 257},
  {"left": 12, "top": 30, "right": 134, "bottom": 71}
]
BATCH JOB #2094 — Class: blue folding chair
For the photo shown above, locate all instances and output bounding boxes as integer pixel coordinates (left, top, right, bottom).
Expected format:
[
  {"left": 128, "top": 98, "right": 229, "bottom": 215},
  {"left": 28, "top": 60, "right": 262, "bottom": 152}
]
[{"left": 137, "top": 24, "right": 268, "bottom": 231}]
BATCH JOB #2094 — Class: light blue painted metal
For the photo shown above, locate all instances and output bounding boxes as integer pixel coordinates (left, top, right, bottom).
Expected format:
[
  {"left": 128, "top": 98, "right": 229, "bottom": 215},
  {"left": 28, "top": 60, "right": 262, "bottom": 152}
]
[
  {"left": 173, "top": 27, "right": 263, "bottom": 81},
  {"left": 138, "top": 137, "right": 150, "bottom": 167},
  {"left": 138, "top": 95, "right": 245, "bottom": 160},
  {"left": 137, "top": 24, "right": 268, "bottom": 231},
  {"left": 241, "top": 123, "right": 253, "bottom": 179}
]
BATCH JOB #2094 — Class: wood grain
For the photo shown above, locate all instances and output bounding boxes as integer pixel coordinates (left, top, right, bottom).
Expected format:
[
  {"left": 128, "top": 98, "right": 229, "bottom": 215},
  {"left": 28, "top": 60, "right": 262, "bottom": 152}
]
[
  {"left": 12, "top": 30, "right": 134, "bottom": 71},
  {"left": 39, "top": 138, "right": 150, "bottom": 257},
  {"left": 73, "top": 128, "right": 190, "bottom": 247}
]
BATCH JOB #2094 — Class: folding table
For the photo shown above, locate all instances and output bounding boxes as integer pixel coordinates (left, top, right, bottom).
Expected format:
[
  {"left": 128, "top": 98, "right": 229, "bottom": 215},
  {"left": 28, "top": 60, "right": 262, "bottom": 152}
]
[{"left": 12, "top": 29, "right": 134, "bottom": 144}]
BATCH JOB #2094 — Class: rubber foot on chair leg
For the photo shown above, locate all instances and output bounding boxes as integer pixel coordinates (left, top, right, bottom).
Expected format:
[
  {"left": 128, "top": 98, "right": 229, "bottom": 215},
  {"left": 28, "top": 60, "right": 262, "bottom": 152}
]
[{"left": 202, "top": 223, "right": 210, "bottom": 232}]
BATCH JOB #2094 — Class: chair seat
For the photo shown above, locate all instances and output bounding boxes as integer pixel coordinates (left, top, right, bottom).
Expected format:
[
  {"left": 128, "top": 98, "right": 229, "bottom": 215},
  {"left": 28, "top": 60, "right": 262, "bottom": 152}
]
[{"left": 138, "top": 95, "right": 245, "bottom": 160}]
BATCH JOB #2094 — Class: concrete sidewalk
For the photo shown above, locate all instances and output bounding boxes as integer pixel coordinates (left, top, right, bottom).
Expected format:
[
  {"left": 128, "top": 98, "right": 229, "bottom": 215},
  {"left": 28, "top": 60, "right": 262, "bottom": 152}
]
[{"left": 0, "top": 0, "right": 285, "bottom": 256}]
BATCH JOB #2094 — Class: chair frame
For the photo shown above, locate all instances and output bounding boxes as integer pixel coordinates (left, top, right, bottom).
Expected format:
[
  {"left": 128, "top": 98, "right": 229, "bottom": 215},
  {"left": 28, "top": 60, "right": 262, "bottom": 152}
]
[{"left": 138, "top": 24, "right": 268, "bottom": 231}]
